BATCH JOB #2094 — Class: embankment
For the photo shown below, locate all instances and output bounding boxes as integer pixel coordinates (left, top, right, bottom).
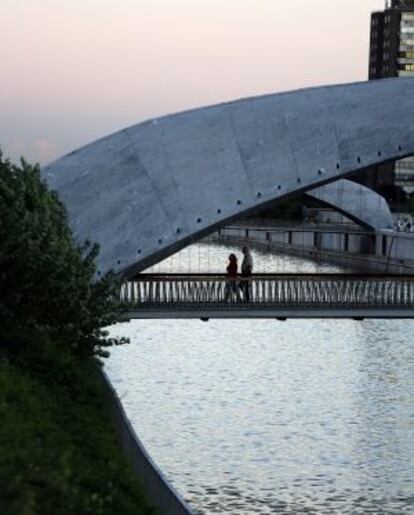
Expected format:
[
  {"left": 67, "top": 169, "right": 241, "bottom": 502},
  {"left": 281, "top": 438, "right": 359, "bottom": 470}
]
[{"left": 0, "top": 335, "right": 156, "bottom": 515}]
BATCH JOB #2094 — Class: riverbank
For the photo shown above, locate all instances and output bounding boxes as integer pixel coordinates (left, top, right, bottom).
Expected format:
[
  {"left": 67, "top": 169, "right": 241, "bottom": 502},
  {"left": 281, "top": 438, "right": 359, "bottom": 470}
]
[
  {"left": 0, "top": 334, "right": 156, "bottom": 515},
  {"left": 210, "top": 223, "right": 414, "bottom": 274}
]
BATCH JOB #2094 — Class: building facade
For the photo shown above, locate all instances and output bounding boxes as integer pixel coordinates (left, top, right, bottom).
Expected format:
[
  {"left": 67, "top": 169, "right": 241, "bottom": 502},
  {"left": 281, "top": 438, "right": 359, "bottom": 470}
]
[{"left": 368, "top": 0, "right": 414, "bottom": 195}]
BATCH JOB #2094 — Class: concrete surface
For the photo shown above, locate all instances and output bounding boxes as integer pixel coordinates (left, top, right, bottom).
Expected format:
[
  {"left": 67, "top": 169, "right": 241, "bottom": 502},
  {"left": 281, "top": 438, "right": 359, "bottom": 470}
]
[
  {"left": 308, "top": 179, "right": 394, "bottom": 230},
  {"left": 125, "top": 309, "right": 414, "bottom": 320},
  {"left": 44, "top": 78, "right": 414, "bottom": 277}
]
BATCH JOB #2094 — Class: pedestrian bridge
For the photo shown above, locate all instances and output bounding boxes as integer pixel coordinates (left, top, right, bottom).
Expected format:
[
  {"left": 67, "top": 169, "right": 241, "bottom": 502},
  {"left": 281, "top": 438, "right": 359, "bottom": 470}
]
[{"left": 121, "top": 274, "right": 414, "bottom": 319}]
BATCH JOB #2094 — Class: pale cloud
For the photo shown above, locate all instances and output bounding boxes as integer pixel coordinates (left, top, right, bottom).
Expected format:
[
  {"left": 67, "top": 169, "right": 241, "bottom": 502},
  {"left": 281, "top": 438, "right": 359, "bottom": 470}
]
[{"left": 33, "top": 139, "right": 61, "bottom": 165}]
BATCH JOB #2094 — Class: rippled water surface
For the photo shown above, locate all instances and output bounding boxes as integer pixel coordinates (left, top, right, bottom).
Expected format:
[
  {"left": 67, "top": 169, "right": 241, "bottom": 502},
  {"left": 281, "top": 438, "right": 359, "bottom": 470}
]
[{"left": 106, "top": 245, "right": 414, "bottom": 514}]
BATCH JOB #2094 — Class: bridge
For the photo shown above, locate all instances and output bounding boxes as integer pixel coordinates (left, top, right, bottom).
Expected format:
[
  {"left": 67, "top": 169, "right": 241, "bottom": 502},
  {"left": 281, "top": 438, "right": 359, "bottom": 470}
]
[
  {"left": 122, "top": 274, "right": 414, "bottom": 319},
  {"left": 43, "top": 78, "right": 414, "bottom": 319}
]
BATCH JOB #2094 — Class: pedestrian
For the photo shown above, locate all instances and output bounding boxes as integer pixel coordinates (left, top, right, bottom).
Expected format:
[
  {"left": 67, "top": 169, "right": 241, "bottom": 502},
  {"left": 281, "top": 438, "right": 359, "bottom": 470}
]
[
  {"left": 240, "top": 246, "right": 253, "bottom": 302},
  {"left": 224, "top": 253, "right": 241, "bottom": 302}
]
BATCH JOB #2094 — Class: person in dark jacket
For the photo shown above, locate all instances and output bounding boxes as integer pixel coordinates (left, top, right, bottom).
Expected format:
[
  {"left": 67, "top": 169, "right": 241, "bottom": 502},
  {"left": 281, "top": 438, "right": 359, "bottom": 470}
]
[
  {"left": 224, "top": 253, "right": 241, "bottom": 302},
  {"left": 240, "top": 246, "right": 253, "bottom": 302}
]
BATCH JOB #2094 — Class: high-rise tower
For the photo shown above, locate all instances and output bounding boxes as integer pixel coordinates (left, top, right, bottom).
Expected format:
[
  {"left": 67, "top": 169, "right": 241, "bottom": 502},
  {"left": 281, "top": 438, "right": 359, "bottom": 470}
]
[{"left": 369, "top": 0, "right": 414, "bottom": 195}]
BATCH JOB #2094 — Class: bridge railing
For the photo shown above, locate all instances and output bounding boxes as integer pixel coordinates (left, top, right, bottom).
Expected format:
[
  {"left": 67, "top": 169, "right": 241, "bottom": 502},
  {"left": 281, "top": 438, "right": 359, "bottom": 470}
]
[{"left": 121, "top": 274, "right": 414, "bottom": 310}]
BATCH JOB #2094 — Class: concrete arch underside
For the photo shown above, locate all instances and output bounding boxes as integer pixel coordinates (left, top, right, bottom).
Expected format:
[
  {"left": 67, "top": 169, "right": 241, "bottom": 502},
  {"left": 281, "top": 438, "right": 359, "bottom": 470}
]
[
  {"left": 44, "top": 78, "right": 414, "bottom": 277},
  {"left": 307, "top": 179, "right": 394, "bottom": 230}
]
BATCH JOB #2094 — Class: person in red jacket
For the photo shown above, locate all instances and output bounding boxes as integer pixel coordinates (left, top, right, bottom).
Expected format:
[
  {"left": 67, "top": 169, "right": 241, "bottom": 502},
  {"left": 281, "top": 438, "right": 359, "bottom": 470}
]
[{"left": 224, "top": 253, "right": 241, "bottom": 302}]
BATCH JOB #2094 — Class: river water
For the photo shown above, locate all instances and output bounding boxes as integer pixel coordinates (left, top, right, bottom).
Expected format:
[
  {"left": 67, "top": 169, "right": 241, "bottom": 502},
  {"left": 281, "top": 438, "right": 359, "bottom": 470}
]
[{"left": 106, "top": 243, "right": 414, "bottom": 514}]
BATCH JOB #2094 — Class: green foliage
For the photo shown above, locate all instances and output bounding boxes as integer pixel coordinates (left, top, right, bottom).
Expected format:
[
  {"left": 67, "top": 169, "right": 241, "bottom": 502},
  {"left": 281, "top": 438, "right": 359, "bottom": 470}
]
[
  {"left": 0, "top": 335, "right": 156, "bottom": 515},
  {"left": 0, "top": 152, "right": 127, "bottom": 357},
  {"left": 0, "top": 152, "right": 153, "bottom": 512}
]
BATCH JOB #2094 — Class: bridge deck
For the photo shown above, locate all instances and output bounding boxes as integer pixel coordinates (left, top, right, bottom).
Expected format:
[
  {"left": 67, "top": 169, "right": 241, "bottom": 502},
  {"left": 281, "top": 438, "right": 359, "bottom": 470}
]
[{"left": 122, "top": 274, "right": 414, "bottom": 319}]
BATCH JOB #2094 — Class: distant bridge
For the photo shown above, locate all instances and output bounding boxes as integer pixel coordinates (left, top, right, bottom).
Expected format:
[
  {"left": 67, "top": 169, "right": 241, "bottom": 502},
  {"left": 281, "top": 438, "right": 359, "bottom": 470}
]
[{"left": 122, "top": 274, "right": 414, "bottom": 319}]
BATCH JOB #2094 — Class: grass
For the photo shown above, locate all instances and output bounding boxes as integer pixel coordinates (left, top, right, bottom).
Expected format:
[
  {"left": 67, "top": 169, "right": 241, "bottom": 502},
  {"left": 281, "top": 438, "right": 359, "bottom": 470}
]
[{"left": 0, "top": 334, "right": 156, "bottom": 515}]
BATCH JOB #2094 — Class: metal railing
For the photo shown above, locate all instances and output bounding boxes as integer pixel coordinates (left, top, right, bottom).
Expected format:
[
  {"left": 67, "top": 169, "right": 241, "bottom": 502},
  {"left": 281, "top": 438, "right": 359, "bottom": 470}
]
[{"left": 121, "top": 274, "right": 414, "bottom": 311}]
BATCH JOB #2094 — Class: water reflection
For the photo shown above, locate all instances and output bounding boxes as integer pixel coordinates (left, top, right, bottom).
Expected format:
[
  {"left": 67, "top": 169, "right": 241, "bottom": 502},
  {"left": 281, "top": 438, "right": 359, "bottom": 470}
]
[
  {"left": 107, "top": 246, "right": 414, "bottom": 514},
  {"left": 144, "top": 241, "right": 345, "bottom": 274}
]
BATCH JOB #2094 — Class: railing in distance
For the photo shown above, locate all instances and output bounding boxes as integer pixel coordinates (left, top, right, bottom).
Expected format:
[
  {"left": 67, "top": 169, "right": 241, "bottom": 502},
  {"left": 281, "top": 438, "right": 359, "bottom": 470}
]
[{"left": 121, "top": 274, "right": 414, "bottom": 310}]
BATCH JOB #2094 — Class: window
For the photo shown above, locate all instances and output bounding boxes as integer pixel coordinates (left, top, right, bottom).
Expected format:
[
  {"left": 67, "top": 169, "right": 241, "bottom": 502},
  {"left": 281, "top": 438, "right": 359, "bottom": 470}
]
[
  {"left": 400, "top": 50, "right": 414, "bottom": 58},
  {"left": 402, "top": 36, "right": 414, "bottom": 45}
]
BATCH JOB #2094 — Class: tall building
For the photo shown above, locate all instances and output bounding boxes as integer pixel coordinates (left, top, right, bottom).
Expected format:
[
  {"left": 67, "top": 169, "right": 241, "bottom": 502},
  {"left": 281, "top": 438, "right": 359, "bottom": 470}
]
[{"left": 368, "top": 0, "right": 414, "bottom": 195}]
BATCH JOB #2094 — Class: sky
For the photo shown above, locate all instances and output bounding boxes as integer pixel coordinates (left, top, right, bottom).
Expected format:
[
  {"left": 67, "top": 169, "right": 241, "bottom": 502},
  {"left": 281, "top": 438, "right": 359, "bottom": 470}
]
[{"left": 0, "top": 0, "right": 385, "bottom": 165}]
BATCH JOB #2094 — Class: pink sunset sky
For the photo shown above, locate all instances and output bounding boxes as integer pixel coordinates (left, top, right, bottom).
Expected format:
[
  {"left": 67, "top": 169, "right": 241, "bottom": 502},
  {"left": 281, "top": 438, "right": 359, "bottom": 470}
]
[{"left": 1, "top": 0, "right": 385, "bottom": 165}]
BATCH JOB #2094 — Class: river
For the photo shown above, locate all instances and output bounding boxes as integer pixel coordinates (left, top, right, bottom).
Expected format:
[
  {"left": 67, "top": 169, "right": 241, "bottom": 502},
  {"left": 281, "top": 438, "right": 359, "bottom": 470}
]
[{"left": 106, "top": 243, "right": 414, "bottom": 514}]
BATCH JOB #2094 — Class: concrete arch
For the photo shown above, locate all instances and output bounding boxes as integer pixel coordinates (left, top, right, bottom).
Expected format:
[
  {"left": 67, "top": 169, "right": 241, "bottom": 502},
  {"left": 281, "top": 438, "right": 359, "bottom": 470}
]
[
  {"left": 307, "top": 179, "right": 394, "bottom": 230},
  {"left": 44, "top": 78, "right": 414, "bottom": 276}
]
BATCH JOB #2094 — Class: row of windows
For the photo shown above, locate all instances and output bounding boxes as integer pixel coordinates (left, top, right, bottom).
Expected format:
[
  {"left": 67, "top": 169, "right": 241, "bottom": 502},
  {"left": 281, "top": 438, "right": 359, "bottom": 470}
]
[
  {"left": 371, "top": 11, "right": 414, "bottom": 23},
  {"left": 400, "top": 50, "right": 414, "bottom": 57},
  {"left": 400, "top": 63, "right": 414, "bottom": 70},
  {"left": 373, "top": 64, "right": 395, "bottom": 73},
  {"left": 380, "top": 65, "right": 402, "bottom": 74},
  {"left": 401, "top": 36, "right": 414, "bottom": 44},
  {"left": 371, "top": 14, "right": 393, "bottom": 25},
  {"left": 371, "top": 53, "right": 414, "bottom": 66},
  {"left": 370, "top": 38, "right": 391, "bottom": 49}
]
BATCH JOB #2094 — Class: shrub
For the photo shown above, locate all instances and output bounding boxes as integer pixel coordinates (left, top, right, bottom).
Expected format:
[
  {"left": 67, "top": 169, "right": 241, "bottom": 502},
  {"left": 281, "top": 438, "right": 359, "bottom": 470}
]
[
  {"left": 0, "top": 335, "right": 155, "bottom": 515},
  {"left": 0, "top": 152, "right": 127, "bottom": 357}
]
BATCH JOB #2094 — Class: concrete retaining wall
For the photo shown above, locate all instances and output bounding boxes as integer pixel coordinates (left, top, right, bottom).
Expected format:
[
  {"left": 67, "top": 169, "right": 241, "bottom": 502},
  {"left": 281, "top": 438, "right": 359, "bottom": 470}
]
[
  {"left": 212, "top": 226, "right": 414, "bottom": 274},
  {"left": 376, "top": 229, "right": 414, "bottom": 262},
  {"left": 100, "top": 369, "right": 194, "bottom": 515}
]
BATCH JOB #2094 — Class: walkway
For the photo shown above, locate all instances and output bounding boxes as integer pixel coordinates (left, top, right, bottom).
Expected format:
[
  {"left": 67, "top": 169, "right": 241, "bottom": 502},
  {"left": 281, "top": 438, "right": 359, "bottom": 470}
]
[{"left": 121, "top": 274, "right": 414, "bottom": 319}]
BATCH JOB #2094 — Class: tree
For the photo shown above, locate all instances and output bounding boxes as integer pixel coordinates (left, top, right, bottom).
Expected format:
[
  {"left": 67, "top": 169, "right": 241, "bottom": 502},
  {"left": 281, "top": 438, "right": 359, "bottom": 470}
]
[{"left": 0, "top": 152, "right": 127, "bottom": 357}]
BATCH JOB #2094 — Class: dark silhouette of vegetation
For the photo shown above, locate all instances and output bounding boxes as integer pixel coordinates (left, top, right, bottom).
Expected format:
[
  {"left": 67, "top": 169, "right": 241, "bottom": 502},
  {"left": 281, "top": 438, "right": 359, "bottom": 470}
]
[
  {"left": 0, "top": 335, "right": 155, "bottom": 515},
  {"left": 0, "top": 152, "right": 127, "bottom": 358},
  {"left": 0, "top": 153, "right": 155, "bottom": 514}
]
